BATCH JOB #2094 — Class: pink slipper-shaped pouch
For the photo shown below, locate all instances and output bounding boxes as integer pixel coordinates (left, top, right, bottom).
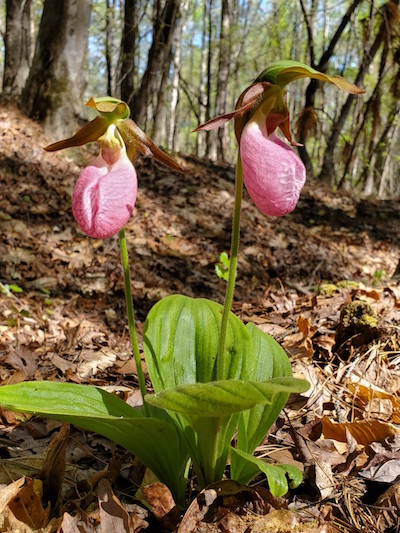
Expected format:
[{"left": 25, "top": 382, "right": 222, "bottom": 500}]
[
  {"left": 72, "top": 152, "right": 137, "bottom": 238},
  {"left": 240, "top": 116, "right": 306, "bottom": 217}
]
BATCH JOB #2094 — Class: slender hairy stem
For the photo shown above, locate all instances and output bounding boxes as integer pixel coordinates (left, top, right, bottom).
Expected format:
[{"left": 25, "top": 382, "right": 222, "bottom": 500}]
[
  {"left": 216, "top": 153, "right": 243, "bottom": 380},
  {"left": 119, "top": 227, "right": 149, "bottom": 415}
]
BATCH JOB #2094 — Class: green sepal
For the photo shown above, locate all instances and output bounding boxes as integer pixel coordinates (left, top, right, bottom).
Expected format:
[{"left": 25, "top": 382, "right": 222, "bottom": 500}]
[
  {"left": 256, "top": 60, "right": 364, "bottom": 94},
  {"left": 86, "top": 96, "right": 130, "bottom": 121}
]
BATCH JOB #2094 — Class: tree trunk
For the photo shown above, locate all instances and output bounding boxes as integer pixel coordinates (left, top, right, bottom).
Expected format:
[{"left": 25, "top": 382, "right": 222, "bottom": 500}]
[
  {"left": 196, "top": 0, "right": 208, "bottom": 157},
  {"left": 21, "top": 0, "right": 92, "bottom": 137},
  {"left": 105, "top": 0, "right": 114, "bottom": 96},
  {"left": 3, "top": 0, "right": 32, "bottom": 96},
  {"left": 205, "top": 0, "right": 216, "bottom": 160},
  {"left": 167, "top": 0, "right": 189, "bottom": 151},
  {"left": 118, "top": 0, "right": 137, "bottom": 106},
  {"left": 319, "top": 0, "right": 399, "bottom": 183},
  {"left": 297, "top": 0, "right": 363, "bottom": 177},
  {"left": 130, "top": 0, "right": 179, "bottom": 128},
  {"left": 215, "top": 0, "right": 231, "bottom": 161}
]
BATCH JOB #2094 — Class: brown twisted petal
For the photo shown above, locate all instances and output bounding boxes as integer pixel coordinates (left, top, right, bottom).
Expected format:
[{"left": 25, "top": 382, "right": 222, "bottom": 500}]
[
  {"left": 117, "top": 119, "right": 185, "bottom": 173},
  {"left": 193, "top": 82, "right": 272, "bottom": 136},
  {"left": 44, "top": 117, "right": 108, "bottom": 152}
]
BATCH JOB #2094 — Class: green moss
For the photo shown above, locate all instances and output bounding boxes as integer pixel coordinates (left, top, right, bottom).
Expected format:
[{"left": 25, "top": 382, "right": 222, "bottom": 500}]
[
  {"left": 341, "top": 300, "right": 377, "bottom": 330},
  {"left": 337, "top": 280, "right": 359, "bottom": 289}
]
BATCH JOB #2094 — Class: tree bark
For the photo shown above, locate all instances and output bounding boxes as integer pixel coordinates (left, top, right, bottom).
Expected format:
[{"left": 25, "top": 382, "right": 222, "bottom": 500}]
[
  {"left": 3, "top": 0, "right": 32, "bottom": 96},
  {"left": 196, "top": 0, "right": 208, "bottom": 157},
  {"left": 319, "top": 0, "right": 399, "bottom": 183},
  {"left": 105, "top": 0, "right": 114, "bottom": 96},
  {"left": 118, "top": 0, "right": 137, "bottom": 106},
  {"left": 215, "top": 0, "right": 231, "bottom": 161},
  {"left": 167, "top": 0, "right": 189, "bottom": 150},
  {"left": 21, "top": 0, "right": 92, "bottom": 137},
  {"left": 297, "top": 0, "right": 363, "bottom": 177},
  {"left": 130, "top": 0, "right": 179, "bottom": 128},
  {"left": 205, "top": 0, "right": 216, "bottom": 160}
]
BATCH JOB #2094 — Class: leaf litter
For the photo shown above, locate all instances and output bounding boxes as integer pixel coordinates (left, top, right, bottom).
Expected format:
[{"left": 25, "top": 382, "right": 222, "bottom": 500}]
[{"left": 1, "top": 102, "right": 400, "bottom": 531}]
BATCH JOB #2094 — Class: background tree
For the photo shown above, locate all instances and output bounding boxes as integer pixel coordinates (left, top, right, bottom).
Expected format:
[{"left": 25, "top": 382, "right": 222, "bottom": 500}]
[
  {"left": 130, "top": 0, "right": 179, "bottom": 127},
  {"left": 21, "top": 0, "right": 92, "bottom": 136},
  {"left": 2, "top": 0, "right": 32, "bottom": 96},
  {"left": 118, "top": 0, "right": 137, "bottom": 105}
]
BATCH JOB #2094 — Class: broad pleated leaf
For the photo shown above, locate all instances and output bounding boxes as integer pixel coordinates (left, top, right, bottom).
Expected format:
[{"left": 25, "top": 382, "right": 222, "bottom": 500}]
[
  {"left": 145, "top": 377, "right": 309, "bottom": 417},
  {"left": 0, "top": 382, "right": 188, "bottom": 504},
  {"left": 143, "top": 295, "right": 254, "bottom": 390}
]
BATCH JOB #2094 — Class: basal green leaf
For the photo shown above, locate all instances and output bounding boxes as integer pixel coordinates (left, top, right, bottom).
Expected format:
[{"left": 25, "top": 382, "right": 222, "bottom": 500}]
[
  {"left": 238, "top": 324, "right": 293, "bottom": 453},
  {"left": 145, "top": 377, "right": 309, "bottom": 417},
  {"left": 143, "top": 295, "right": 254, "bottom": 390},
  {"left": 230, "top": 447, "right": 303, "bottom": 497},
  {"left": 0, "top": 382, "right": 188, "bottom": 504}
]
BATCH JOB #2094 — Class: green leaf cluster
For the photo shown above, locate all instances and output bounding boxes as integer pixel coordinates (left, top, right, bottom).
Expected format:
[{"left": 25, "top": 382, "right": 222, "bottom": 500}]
[{"left": 0, "top": 295, "right": 308, "bottom": 505}]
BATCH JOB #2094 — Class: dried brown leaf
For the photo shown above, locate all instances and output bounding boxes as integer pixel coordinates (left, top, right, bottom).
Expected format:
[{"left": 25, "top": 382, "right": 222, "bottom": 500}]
[
  {"left": 98, "top": 478, "right": 131, "bottom": 533},
  {"left": 0, "top": 477, "right": 50, "bottom": 531},
  {"left": 39, "top": 423, "right": 70, "bottom": 512},
  {"left": 320, "top": 416, "right": 400, "bottom": 446}
]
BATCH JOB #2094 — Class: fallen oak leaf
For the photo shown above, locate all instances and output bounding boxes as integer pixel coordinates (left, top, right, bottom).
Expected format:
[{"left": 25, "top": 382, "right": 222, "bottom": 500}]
[
  {"left": 98, "top": 478, "right": 149, "bottom": 532},
  {"left": 320, "top": 416, "right": 400, "bottom": 446},
  {"left": 0, "top": 477, "right": 50, "bottom": 531}
]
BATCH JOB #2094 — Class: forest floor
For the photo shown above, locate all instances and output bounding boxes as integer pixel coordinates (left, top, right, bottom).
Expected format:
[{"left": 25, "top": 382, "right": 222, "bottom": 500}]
[{"left": 1, "top": 101, "right": 400, "bottom": 532}]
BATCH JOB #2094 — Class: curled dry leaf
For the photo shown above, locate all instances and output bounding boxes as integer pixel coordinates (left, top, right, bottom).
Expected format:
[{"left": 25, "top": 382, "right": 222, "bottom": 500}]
[
  {"left": 348, "top": 381, "right": 400, "bottom": 423},
  {"left": 177, "top": 480, "right": 268, "bottom": 533},
  {"left": 320, "top": 416, "right": 400, "bottom": 446},
  {"left": 0, "top": 477, "right": 49, "bottom": 532},
  {"left": 39, "top": 423, "right": 70, "bottom": 513},
  {"left": 141, "top": 481, "right": 180, "bottom": 531},
  {"left": 98, "top": 478, "right": 148, "bottom": 533}
]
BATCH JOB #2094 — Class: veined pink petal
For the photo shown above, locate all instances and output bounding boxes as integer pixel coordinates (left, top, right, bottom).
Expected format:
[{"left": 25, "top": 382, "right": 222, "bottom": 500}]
[
  {"left": 72, "top": 153, "right": 137, "bottom": 238},
  {"left": 240, "top": 117, "right": 306, "bottom": 217}
]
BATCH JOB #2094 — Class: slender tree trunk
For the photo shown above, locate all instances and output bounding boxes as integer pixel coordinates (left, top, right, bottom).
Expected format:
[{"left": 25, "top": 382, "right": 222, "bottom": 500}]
[
  {"left": 131, "top": 0, "right": 179, "bottom": 128},
  {"left": 215, "top": 0, "right": 231, "bottom": 161},
  {"left": 167, "top": 0, "right": 189, "bottom": 151},
  {"left": 196, "top": 0, "right": 208, "bottom": 157},
  {"left": 3, "top": 0, "right": 32, "bottom": 96},
  {"left": 319, "top": 0, "right": 399, "bottom": 183},
  {"left": 118, "top": 0, "right": 137, "bottom": 106},
  {"left": 297, "top": 0, "right": 363, "bottom": 177},
  {"left": 105, "top": 0, "right": 114, "bottom": 96},
  {"left": 205, "top": 0, "right": 216, "bottom": 160},
  {"left": 338, "top": 37, "right": 389, "bottom": 189},
  {"left": 378, "top": 119, "right": 399, "bottom": 197},
  {"left": 21, "top": 0, "right": 92, "bottom": 136}
]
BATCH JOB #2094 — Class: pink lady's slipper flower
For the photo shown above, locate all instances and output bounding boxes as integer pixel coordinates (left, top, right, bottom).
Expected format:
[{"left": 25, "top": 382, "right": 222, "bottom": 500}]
[
  {"left": 195, "top": 60, "right": 364, "bottom": 217},
  {"left": 72, "top": 125, "right": 137, "bottom": 238},
  {"left": 239, "top": 109, "right": 306, "bottom": 217},
  {"left": 45, "top": 97, "right": 183, "bottom": 238}
]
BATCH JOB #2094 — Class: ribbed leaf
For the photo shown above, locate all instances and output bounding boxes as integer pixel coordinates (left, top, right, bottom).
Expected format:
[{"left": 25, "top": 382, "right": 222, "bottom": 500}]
[
  {"left": 145, "top": 377, "right": 309, "bottom": 417},
  {"left": 143, "top": 295, "right": 254, "bottom": 390},
  {"left": 0, "top": 382, "right": 188, "bottom": 504},
  {"left": 239, "top": 324, "right": 293, "bottom": 453},
  {"left": 230, "top": 447, "right": 303, "bottom": 497}
]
